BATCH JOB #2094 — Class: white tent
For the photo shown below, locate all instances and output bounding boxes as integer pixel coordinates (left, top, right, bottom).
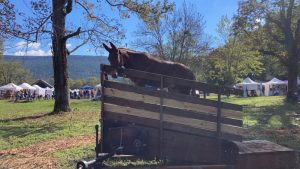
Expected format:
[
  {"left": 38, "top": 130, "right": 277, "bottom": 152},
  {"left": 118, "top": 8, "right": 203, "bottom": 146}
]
[
  {"left": 263, "top": 78, "right": 287, "bottom": 96},
  {"left": 45, "top": 87, "right": 54, "bottom": 98},
  {"left": 0, "top": 83, "right": 23, "bottom": 91},
  {"left": 264, "top": 78, "right": 287, "bottom": 85},
  {"left": 95, "top": 84, "right": 101, "bottom": 89},
  {"left": 19, "top": 83, "right": 36, "bottom": 93},
  {"left": 33, "top": 85, "right": 45, "bottom": 97},
  {"left": 236, "top": 77, "right": 262, "bottom": 97}
]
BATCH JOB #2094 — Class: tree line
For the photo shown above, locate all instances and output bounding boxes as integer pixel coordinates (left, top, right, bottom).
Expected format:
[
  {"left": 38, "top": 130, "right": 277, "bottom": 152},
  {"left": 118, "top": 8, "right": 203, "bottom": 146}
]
[{"left": 133, "top": 0, "right": 300, "bottom": 101}]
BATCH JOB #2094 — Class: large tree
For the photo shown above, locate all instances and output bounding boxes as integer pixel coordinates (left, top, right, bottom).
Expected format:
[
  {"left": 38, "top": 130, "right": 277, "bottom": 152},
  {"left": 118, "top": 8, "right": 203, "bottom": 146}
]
[
  {"left": 2, "top": 0, "right": 173, "bottom": 113},
  {"left": 234, "top": 0, "right": 300, "bottom": 101},
  {"left": 133, "top": 1, "right": 210, "bottom": 69},
  {"left": 205, "top": 15, "right": 264, "bottom": 86},
  {"left": 0, "top": 61, "right": 32, "bottom": 85}
]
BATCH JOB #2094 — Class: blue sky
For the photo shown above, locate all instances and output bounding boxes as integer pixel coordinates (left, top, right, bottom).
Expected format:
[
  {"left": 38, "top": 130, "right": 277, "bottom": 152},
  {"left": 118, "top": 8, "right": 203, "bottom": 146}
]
[{"left": 4, "top": 0, "right": 239, "bottom": 56}]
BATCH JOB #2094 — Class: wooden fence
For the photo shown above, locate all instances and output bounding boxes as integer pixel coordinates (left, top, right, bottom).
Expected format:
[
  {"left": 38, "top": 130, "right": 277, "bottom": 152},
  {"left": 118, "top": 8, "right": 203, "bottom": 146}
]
[{"left": 101, "top": 64, "right": 244, "bottom": 141}]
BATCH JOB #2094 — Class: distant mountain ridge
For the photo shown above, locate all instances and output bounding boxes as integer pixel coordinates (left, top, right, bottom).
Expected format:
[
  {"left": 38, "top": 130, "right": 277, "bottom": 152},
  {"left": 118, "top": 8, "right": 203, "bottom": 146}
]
[{"left": 3, "top": 55, "right": 109, "bottom": 82}]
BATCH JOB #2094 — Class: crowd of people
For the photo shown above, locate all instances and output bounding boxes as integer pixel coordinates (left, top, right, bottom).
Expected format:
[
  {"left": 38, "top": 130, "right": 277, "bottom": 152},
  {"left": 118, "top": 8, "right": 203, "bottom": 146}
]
[
  {"left": 14, "top": 89, "right": 54, "bottom": 102},
  {"left": 70, "top": 89, "right": 101, "bottom": 100}
]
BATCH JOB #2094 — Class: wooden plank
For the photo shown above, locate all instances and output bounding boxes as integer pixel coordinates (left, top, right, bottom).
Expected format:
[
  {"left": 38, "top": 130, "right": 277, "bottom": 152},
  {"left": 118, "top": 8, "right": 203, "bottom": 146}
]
[
  {"left": 105, "top": 165, "right": 232, "bottom": 169},
  {"left": 101, "top": 64, "right": 242, "bottom": 96},
  {"left": 104, "top": 87, "right": 242, "bottom": 120},
  {"left": 104, "top": 103, "right": 217, "bottom": 132},
  {"left": 104, "top": 80, "right": 243, "bottom": 111},
  {"left": 104, "top": 103, "right": 244, "bottom": 137},
  {"left": 104, "top": 111, "right": 217, "bottom": 138},
  {"left": 104, "top": 111, "right": 242, "bottom": 141},
  {"left": 104, "top": 96, "right": 243, "bottom": 126}
]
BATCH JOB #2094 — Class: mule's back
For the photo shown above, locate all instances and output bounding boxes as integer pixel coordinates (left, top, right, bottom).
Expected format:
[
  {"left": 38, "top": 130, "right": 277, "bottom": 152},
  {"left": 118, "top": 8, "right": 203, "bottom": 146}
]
[
  {"left": 121, "top": 48, "right": 195, "bottom": 80},
  {"left": 119, "top": 48, "right": 195, "bottom": 95}
]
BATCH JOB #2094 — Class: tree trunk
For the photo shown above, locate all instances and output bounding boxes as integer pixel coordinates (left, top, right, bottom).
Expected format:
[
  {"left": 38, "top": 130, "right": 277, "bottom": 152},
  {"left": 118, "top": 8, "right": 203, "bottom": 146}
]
[
  {"left": 52, "top": 0, "right": 71, "bottom": 113},
  {"left": 286, "top": 55, "right": 298, "bottom": 102}
]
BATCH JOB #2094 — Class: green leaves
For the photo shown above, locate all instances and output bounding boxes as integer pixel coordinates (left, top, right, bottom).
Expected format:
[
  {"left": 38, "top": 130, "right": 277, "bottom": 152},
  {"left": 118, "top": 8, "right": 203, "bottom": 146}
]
[
  {"left": 204, "top": 39, "right": 264, "bottom": 86},
  {"left": 0, "top": 60, "right": 33, "bottom": 85}
]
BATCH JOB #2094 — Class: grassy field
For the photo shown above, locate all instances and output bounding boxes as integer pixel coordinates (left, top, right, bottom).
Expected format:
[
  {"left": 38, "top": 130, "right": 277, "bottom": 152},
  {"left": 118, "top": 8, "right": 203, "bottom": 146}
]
[
  {"left": 221, "top": 95, "right": 300, "bottom": 149},
  {"left": 1, "top": 96, "right": 300, "bottom": 168},
  {"left": 0, "top": 99, "right": 100, "bottom": 168}
]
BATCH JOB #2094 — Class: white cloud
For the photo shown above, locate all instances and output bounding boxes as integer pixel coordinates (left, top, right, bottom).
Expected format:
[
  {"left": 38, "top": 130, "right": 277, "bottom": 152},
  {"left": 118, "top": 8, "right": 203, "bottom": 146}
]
[
  {"left": 15, "top": 41, "right": 41, "bottom": 50},
  {"left": 10, "top": 41, "right": 72, "bottom": 56},
  {"left": 29, "top": 42, "right": 40, "bottom": 49},
  {"left": 14, "top": 49, "right": 52, "bottom": 56},
  {"left": 12, "top": 41, "right": 52, "bottom": 56}
]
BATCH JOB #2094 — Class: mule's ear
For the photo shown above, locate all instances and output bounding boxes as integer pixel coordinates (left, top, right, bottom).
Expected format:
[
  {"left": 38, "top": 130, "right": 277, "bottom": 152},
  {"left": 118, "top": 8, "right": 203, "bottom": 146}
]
[
  {"left": 109, "top": 42, "right": 117, "bottom": 51},
  {"left": 103, "top": 43, "right": 111, "bottom": 52}
]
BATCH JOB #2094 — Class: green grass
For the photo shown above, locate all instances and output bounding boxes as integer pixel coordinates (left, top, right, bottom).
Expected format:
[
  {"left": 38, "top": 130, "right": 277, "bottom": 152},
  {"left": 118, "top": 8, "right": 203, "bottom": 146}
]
[
  {"left": 0, "top": 99, "right": 100, "bottom": 150},
  {"left": 1, "top": 99, "right": 101, "bottom": 168},
  {"left": 218, "top": 95, "right": 300, "bottom": 150},
  {"left": 1, "top": 96, "right": 300, "bottom": 168},
  {"left": 53, "top": 143, "right": 95, "bottom": 169}
]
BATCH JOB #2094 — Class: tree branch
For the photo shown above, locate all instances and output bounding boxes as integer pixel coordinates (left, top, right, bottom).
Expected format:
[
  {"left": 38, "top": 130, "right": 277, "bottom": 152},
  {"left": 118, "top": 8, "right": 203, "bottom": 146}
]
[
  {"left": 286, "top": 0, "right": 294, "bottom": 25},
  {"left": 35, "top": 14, "right": 53, "bottom": 42},
  {"left": 266, "top": 23, "right": 285, "bottom": 44},
  {"left": 63, "top": 27, "right": 81, "bottom": 41},
  {"left": 69, "top": 37, "right": 89, "bottom": 54},
  {"left": 75, "top": 1, "right": 120, "bottom": 32},
  {"left": 266, "top": 13, "right": 285, "bottom": 32},
  {"left": 295, "top": 18, "right": 300, "bottom": 54},
  {"left": 105, "top": 0, "right": 125, "bottom": 7},
  {"left": 64, "top": 0, "right": 73, "bottom": 15}
]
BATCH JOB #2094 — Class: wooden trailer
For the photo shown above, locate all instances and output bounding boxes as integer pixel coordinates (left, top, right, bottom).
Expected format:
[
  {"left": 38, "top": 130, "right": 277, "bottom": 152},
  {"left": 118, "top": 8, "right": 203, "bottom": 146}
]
[{"left": 78, "top": 64, "right": 296, "bottom": 169}]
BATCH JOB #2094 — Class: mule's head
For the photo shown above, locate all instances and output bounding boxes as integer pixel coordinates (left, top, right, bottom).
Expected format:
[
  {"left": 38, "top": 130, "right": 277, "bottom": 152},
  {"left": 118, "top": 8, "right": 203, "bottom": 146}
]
[{"left": 103, "top": 42, "right": 121, "bottom": 78}]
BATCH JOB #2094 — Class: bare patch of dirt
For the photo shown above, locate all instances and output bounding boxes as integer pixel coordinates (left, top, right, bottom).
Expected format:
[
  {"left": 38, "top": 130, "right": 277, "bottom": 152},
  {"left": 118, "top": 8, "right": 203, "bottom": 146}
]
[{"left": 0, "top": 135, "right": 95, "bottom": 169}]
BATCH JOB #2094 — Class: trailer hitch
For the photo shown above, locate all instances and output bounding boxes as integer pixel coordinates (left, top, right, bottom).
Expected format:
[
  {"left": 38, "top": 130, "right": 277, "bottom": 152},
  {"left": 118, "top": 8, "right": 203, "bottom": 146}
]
[
  {"left": 76, "top": 146, "right": 123, "bottom": 169},
  {"left": 76, "top": 125, "right": 123, "bottom": 169}
]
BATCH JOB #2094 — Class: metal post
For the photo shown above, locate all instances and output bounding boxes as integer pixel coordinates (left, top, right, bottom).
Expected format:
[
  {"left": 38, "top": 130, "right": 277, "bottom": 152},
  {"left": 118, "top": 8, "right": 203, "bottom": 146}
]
[
  {"left": 100, "top": 64, "right": 105, "bottom": 153},
  {"left": 95, "top": 125, "right": 99, "bottom": 158},
  {"left": 159, "top": 75, "right": 164, "bottom": 160},
  {"left": 217, "top": 87, "right": 222, "bottom": 163}
]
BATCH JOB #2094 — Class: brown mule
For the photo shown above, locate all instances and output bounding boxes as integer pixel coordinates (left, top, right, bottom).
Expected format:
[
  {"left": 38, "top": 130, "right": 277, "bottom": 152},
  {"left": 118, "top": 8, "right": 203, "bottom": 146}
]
[{"left": 103, "top": 42, "right": 195, "bottom": 95}]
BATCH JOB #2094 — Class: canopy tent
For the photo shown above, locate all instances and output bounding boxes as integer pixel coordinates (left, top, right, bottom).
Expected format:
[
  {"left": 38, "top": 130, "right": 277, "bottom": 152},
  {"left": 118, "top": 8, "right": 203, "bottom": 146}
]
[
  {"left": 45, "top": 87, "right": 54, "bottom": 98},
  {"left": 263, "top": 78, "right": 287, "bottom": 96},
  {"left": 264, "top": 78, "right": 287, "bottom": 85},
  {"left": 33, "top": 85, "right": 46, "bottom": 97},
  {"left": 19, "top": 83, "right": 36, "bottom": 93},
  {"left": 95, "top": 84, "right": 101, "bottom": 89},
  {"left": 236, "top": 77, "right": 262, "bottom": 97},
  {"left": 81, "top": 85, "right": 93, "bottom": 90},
  {"left": 32, "top": 79, "right": 53, "bottom": 88},
  {"left": 0, "top": 83, "right": 23, "bottom": 91},
  {"left": 94, "top": 84, "right": 102, "bottom": 99}
]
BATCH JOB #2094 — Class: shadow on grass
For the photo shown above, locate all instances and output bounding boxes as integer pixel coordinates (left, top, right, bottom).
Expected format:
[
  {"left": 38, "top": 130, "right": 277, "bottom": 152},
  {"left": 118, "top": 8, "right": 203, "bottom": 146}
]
[
  {"left": 1, "top": 123, "right": 64, "bottom": 138},
  {"left": 0, "top": 112, "right": 53, "bottom": 123},
  {"left": 244, "top": 102, "right": 300, "bottom": 128}
]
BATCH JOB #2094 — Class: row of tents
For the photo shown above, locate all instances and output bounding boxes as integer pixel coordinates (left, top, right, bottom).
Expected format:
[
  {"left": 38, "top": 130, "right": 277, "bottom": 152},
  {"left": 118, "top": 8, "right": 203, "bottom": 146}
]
[
  {"left": 235, "top": 77, "right": 300, "bottom": 97},
  {"left": 0, "top": 81, "right": 103, "bottom": 99},
  {"left": 0, "top": 82, "right": 54, "bottom": 97}
]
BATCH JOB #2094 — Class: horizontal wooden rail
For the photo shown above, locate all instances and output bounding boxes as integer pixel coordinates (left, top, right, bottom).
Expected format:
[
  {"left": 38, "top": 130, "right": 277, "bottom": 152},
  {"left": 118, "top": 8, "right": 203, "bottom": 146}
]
[
  {"left": 102, "top": 80, "right": 244, "bottom": 141},
  {"left": 104, "top": 81, "right": 243, "bottom": 112},
  {"left": 101, "top": 64, "right": 243, "bottom": 96}
]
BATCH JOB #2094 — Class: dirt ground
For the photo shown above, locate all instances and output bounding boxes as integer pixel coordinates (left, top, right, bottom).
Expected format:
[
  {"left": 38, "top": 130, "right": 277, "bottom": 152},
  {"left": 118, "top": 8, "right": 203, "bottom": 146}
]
[{"left": 0, "top": 135, "right": 95, "bottom": 169}]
